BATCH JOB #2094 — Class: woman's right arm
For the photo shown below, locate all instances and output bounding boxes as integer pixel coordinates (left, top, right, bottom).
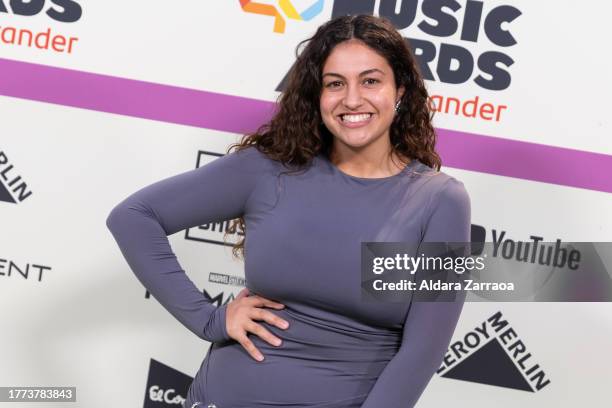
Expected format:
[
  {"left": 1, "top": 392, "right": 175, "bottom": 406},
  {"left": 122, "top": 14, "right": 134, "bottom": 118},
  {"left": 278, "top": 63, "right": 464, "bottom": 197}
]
[{"left": 105, "top": 146, "right": 285, "bottom": 346}]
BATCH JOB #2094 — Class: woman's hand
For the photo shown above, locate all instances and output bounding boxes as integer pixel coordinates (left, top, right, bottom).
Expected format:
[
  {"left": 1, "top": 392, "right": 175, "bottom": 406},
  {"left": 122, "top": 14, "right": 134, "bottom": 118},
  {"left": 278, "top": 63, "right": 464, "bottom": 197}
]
[{"left": 225, "top": 287, "right": 289, "bottom": 362}]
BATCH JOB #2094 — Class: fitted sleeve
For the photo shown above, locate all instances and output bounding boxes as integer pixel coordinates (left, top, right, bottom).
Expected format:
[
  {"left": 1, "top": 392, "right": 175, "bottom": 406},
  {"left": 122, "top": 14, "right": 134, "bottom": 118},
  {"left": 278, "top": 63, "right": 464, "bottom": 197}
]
[
  {"left": 360, "top": 177, "right": 471, "bottom": 408},
  {"left": 105, "top": 146, "right": 263, "bottom": 344}
]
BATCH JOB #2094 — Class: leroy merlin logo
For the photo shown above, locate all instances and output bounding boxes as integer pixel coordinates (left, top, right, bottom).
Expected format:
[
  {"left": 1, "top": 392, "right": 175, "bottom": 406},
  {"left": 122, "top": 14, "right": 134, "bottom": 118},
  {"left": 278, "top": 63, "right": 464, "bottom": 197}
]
[
  {"left": 239, "top": 0, "right": 324, "bottom": 33},
  {"left": 0, "top": 151, "right": 32, "bottom": 204},
  {"left": 437, "top": 311, "right": 551, "bottom": 392}
]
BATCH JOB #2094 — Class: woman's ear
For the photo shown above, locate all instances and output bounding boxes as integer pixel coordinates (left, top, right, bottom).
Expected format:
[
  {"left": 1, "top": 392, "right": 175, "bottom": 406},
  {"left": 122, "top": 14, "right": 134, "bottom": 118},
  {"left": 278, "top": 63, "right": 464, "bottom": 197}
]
[{"left": 397, "top": 85, "right": 405, "bottom": 102}]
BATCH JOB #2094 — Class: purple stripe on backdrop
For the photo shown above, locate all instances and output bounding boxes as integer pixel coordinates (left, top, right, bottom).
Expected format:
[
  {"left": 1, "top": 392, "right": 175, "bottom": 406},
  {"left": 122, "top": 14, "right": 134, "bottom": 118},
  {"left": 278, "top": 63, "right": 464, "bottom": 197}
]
[
  {"left": 1, "top": 57, "right": 611, "bottom": 194},
  {"left": 436, "top": 128, "right": 612, "bottom": 194}
]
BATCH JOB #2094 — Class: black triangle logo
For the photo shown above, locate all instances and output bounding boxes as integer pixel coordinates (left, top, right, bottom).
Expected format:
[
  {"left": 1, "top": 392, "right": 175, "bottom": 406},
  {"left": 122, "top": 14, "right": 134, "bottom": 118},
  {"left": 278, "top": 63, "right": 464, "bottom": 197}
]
[
  {"left": 441, "top": 338, "right": 533, "bottom": 392},
  {"left": 0, "top": 182, "right": 16, "bottom": 203}
]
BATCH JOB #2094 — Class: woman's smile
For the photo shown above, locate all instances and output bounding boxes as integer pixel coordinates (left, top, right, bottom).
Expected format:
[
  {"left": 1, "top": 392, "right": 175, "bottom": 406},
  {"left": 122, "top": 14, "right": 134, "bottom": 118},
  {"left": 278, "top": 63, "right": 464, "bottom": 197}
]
[{"left": 337, "top": 113, "right": 375, "bottom": 128}]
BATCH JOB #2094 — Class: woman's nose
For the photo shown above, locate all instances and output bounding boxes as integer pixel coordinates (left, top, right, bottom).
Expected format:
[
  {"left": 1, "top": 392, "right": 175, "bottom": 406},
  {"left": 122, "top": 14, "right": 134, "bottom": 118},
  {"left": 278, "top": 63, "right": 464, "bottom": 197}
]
[{"left": 342, "top": 82, "right": 364, "bottom": 108}]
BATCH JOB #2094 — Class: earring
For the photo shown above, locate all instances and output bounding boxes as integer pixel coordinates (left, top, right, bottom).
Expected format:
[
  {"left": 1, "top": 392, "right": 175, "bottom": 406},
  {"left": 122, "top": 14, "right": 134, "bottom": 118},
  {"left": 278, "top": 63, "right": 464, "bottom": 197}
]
[{"left": 394, "top": 100, "right": 401, "bottom": 112}]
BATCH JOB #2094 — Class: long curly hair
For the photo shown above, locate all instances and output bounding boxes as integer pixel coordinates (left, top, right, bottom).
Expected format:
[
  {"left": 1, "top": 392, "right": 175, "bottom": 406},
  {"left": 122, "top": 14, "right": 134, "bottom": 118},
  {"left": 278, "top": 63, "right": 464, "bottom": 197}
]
[{"left": 223, "top": 14, "right": 440, "bottom": 259}]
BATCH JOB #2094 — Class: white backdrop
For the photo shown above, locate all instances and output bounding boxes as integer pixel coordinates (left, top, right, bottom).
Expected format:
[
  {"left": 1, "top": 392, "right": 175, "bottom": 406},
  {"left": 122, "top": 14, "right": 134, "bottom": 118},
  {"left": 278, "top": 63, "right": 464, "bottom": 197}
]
[{"left": 1, "top": 1, "right": 611, "bottom": 407}]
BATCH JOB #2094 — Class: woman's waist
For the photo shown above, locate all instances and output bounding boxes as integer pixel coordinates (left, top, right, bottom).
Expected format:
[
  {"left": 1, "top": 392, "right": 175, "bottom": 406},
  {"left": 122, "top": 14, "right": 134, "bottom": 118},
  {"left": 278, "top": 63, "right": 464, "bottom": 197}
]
[
  {"left": 261, "top": 306, "right": 400, "bottom": 359},
  {"left": 216, "top": 305, "right": 401, "bottom": 366},
  {"left": 188, "top": 301, "right": 403, "bottom": 406},
  {"left": 206, "top": 340, "right": 382, "bottom": 407},
  {"left": 200, "top": 306, "right": 401, "bottom": 407}
]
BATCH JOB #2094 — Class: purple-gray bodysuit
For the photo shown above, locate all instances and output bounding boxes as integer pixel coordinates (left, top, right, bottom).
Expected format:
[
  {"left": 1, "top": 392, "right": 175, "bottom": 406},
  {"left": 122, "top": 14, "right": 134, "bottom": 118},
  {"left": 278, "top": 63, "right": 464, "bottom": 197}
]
[{"left": 106, "top": 146, "right": 471, "bottom": 408}]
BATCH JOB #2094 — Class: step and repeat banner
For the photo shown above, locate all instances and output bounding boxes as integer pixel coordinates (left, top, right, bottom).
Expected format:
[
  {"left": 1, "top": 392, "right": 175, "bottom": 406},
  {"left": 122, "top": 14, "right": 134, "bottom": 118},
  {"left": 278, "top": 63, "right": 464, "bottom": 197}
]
[{"left": 1, "top": 1, "right": 611, "bottom": 407}]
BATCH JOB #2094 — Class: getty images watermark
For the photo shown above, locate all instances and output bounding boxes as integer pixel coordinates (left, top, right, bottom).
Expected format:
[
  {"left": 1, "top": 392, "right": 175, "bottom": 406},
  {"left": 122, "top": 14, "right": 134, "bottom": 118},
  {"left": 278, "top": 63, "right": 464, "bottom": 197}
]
[{"left": 361, "top": 242, "right": 612, "bottom": 302}]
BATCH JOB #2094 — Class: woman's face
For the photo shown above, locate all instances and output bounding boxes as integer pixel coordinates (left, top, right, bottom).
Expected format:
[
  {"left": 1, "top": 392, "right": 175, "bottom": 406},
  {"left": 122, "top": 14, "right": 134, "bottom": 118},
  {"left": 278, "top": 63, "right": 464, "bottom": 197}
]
[{"left": 320, "top": 39, "right": 404, "bottom": 154}]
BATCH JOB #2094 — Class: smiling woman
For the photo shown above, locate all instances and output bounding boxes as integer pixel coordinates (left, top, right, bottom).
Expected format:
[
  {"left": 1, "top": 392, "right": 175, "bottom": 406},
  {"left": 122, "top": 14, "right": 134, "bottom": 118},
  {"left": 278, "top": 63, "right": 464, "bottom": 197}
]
[{"left": 106, "top": 13, "right": 471, "bottom": 408}]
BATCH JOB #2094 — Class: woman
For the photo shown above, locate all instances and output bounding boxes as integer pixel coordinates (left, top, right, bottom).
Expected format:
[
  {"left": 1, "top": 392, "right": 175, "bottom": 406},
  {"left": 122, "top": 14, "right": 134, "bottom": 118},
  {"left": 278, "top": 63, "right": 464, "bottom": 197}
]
[{"left": 106, "top": 14, "right": 471, "bottom": 408}]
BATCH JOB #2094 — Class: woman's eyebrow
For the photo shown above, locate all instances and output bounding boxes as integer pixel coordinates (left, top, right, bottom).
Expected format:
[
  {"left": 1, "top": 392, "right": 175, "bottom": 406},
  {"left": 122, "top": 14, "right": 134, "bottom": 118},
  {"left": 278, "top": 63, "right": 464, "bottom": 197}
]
[{"left": 322, "top": 68, "right": 385, "bottom": 79}]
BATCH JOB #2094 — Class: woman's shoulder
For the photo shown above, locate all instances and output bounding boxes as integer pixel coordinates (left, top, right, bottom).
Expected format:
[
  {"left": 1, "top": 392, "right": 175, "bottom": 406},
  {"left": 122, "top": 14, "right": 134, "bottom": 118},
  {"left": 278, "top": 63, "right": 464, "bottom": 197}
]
[
  {"left": 221, "top": 145, "right": 283, "bottom": 174},
  {"left": 409, "top": 161, "right": 470, "bottom": 207}
]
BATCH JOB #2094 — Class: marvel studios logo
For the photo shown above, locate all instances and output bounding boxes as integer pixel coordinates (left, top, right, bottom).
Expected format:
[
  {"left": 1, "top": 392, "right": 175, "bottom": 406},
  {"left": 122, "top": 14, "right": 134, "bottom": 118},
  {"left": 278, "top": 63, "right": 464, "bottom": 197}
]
[{"left": 209, "top": 272, "right": 246, "bottom": 287}]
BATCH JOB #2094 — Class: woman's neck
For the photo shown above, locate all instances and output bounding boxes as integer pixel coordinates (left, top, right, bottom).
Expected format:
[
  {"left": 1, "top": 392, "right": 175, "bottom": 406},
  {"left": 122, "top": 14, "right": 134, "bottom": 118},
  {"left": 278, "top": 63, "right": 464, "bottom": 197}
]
[{"left": 329, "top": 145, "right": 410, "bottom": 179}]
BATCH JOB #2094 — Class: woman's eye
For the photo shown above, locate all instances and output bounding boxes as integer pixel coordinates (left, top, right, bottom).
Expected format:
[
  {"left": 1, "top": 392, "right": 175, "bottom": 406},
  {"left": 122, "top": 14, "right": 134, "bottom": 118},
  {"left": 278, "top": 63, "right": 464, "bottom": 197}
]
[{"left": 325, "top": 79, "right": 379, "bottom": 88}]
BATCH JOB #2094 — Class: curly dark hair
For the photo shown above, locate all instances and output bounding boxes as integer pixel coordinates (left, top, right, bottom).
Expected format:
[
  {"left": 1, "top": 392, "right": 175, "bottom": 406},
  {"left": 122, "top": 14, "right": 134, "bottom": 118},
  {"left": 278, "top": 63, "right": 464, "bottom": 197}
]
[{"left": 223, "top": 14, "right": 440, "bottom": 259}]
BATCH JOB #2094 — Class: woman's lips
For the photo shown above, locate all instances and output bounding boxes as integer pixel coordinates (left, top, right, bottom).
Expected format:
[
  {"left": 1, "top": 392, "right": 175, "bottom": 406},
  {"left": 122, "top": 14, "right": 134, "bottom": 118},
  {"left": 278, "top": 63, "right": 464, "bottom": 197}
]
[{"left": 337, "top": 113, "right": 374, "bottom": 128}]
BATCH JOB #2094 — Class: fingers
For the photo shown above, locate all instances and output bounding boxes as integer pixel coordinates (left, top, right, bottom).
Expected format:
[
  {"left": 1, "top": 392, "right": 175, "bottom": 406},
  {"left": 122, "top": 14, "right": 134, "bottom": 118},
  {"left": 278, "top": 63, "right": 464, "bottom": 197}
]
[
  {"left": 246, "top": 321, "right": 283, "bottom": 347},
  {"left": 225, "top": 290, "right": 290, "bottom": 363},
  {"left": 233, "top": 320, "right": 283, "bottom": 362},
  {"left": 250, "top": 308, "right": 290, "bottom": 331},
  {"left": 236, "top": 334, "right": 265, "bottom": 362},
  {"left": 247, "top": 293, "right": 286, "bottom": 310}
]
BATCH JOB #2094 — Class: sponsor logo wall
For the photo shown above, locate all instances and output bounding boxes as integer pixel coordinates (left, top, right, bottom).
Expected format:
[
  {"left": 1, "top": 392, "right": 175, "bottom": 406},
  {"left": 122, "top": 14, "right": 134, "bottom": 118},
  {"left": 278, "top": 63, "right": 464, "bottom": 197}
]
[{"left": 1, "top": 1, "right": 611, "bottom": 407}]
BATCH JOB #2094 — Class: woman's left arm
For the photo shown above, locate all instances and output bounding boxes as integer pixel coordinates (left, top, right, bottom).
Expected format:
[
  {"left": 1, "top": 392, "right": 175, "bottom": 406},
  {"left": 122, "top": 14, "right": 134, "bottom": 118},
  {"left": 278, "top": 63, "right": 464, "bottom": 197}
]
[{"left": 360, "top": 178, "right": 471, "bottom": 408}]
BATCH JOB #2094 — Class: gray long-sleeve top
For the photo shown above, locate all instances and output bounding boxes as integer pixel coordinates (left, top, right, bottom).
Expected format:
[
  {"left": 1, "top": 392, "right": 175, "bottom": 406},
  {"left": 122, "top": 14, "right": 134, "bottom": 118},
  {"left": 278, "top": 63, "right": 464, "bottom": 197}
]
[{"left": 106, "top": 145, "right": 471, "bottom": 408}]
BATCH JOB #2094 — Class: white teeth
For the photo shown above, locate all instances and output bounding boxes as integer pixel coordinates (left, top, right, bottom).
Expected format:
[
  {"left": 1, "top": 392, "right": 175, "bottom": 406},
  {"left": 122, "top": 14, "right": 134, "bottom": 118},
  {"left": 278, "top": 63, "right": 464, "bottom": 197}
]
[{"left": 341, "top": 113, "right": 372, "bottom": 123}]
